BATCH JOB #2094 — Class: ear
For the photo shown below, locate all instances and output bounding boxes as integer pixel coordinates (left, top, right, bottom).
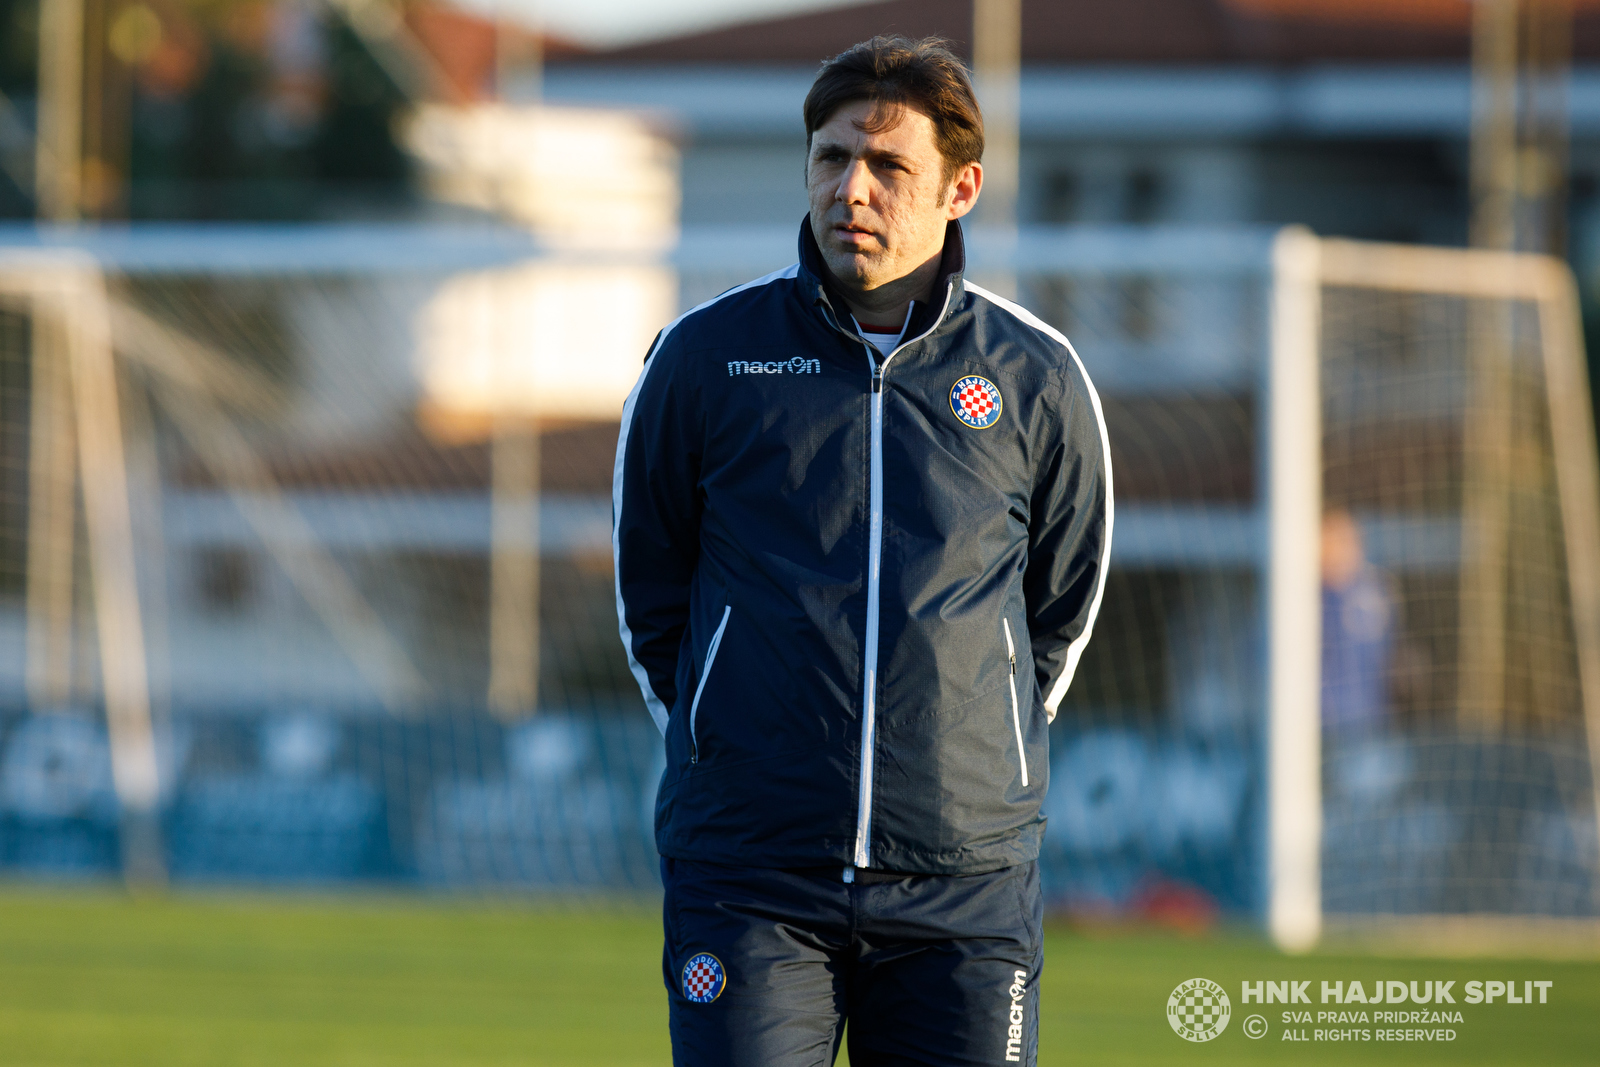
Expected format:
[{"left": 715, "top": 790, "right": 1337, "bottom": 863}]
[{"left": 944, "top": 161, "right": 983, "bottom": 220}]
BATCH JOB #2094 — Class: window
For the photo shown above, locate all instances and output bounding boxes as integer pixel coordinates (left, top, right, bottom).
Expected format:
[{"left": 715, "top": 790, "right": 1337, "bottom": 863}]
[
  {"left": 1040, "top": 170, "right": 1079, "bottom": 224},
  {"left": 197, "top": 548, "right": 255, "bottom": 613},
  {"left": 1125, "top": 169, "right": 1163, "bottom": 224}
]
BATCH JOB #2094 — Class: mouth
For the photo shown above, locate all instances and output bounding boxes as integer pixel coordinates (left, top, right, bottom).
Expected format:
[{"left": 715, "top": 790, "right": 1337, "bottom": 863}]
[{"left": 831, "top": 222, "right": 879, "bottom": 248}]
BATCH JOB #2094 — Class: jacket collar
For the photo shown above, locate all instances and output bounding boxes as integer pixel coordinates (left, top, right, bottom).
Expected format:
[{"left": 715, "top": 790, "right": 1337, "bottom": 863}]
[{"left": 797, "top": 215, "right": 967, "bottom": 342}]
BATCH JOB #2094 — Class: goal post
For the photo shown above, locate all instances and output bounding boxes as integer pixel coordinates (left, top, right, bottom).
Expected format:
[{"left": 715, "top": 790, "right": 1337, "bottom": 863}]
[
  {"left": 0, "top": 249, "right": 164, "bottom": 886},
  {"left": 0, "top": 229, "right": 674, "bottom": 890},
  {"left": 1270, "top": 233, "right": 1600, "bottom": 953},
  {"left": 1266, "top": 227, "right": 1324, "bottom": 953}
]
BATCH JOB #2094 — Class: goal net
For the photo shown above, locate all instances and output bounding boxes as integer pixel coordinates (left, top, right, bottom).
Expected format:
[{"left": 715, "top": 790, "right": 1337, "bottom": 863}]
[
  {"left": 0, "top": 231, "right": 670, "bottom": 889},
  {"left": 0, "top": 225, "right": 1595, "bottom": 953},
  {"left": 1296, "top": 238, "right": 1600, "bottom": 954},
  {"left": 1010, "top": 230, "right": 1600, "bottom": 952}
]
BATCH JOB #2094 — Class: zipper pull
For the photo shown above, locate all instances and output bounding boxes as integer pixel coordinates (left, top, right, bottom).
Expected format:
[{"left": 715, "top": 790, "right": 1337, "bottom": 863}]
[{"left": 871, "top": 363, "right": 882, "bottom": 393}]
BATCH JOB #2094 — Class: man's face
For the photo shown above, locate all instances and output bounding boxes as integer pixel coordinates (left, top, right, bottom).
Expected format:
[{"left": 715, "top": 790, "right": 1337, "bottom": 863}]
[{"left": 806, "top": 99, "right": 976, "bottom": 295}]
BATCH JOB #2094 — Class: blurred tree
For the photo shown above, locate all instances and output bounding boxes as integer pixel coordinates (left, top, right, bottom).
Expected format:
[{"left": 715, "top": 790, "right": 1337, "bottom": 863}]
[
  {"left": 0, "top": 0, "right": 35, "bottom": 93},
  {"left": 0, "top": 0, "right": 38, "bottom": 216},
  {"left": 0, "top": 0, "right": 414, "bottom": 220},
  {"left": 312, "top": 17, "right": 409, "bottom": 201},
  {"left": 114, "top": 0, "right": 413, "bottom": 219}
]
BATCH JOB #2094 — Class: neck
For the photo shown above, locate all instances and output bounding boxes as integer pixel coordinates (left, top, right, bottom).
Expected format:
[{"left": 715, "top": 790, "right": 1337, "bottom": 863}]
[{"left": 830, "top": 243, "right": 944, "bottom": 329}]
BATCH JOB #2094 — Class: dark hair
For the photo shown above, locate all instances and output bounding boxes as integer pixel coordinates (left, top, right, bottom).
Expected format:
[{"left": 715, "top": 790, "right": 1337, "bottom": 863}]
[{"left": 803, "top": 35, "right": 985, "bottom": 189}]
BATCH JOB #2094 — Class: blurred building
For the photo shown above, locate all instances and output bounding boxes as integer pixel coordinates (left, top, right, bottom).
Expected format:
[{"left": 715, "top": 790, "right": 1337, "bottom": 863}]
[
  {"left": 6, "top": 0, "right": 1600, "bottom": 258},
  {"left": 537, "top": 0, "right": 1600, "bottom": 260}
]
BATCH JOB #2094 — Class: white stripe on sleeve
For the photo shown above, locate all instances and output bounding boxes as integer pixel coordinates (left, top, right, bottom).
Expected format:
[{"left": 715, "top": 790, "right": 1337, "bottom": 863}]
[
  {"left": 612, "top": 264, "right": 800, "bottom": 735},
  {"left": 965, "top": 282, "right": 1115, "bottom": 719}
]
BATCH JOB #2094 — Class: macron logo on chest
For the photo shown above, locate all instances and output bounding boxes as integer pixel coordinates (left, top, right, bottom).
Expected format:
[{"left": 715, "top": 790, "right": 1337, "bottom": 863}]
[{"left": 728, "top": 357, "right": 821, "bottom": 376}]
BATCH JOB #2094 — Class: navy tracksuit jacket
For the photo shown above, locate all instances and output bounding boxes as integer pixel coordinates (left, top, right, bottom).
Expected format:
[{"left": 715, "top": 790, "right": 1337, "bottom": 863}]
[{"left": 613, "top": 218, "right": 1112, "bottom": 877}]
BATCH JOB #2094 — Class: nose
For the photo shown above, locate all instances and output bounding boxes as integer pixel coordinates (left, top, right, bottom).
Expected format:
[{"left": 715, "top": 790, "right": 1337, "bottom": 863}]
[{"left": 834, "top": 158, "right": 871, "bottom": 206}]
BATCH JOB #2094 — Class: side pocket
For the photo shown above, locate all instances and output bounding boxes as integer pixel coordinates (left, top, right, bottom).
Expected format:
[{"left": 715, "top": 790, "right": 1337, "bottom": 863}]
[
  {"left": 689, "top": 605, "right": 732, "bottom": 764},
  {"left": 1003, "top": 618, "right": 1029, "bottom": 787}
]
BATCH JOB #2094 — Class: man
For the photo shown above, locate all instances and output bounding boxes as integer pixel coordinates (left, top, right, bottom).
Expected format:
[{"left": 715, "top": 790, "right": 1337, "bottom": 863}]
[
  {"left": 614, "top": 35, "right": 1111, "bottom": 1067},
  {"left": 1320, "top": 508, "right": 1396, "bottom": 743}
]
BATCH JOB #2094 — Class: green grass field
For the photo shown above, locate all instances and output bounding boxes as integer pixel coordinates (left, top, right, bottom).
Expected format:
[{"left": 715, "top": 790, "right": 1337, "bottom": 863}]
[{"left": 0, "top": 886, "right": 1594, "bottom": 1066}]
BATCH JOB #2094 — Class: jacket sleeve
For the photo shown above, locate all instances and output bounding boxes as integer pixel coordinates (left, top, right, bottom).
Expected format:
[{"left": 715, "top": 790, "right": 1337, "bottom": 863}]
[
  {"left": 613, "top": 331, "right": 702, "bottom": 735},
  {"left": 1023, "top": 354, "right": 1113, "bottom": 721}
]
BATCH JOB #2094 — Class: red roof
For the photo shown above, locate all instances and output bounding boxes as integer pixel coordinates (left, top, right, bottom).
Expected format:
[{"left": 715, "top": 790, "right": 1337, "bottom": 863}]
[
  {"left": 405, "top": 2, "right": 588, "bottom": 103},
  {"left": 561, "top": 0, "right": 1600, "bottom": 66}
]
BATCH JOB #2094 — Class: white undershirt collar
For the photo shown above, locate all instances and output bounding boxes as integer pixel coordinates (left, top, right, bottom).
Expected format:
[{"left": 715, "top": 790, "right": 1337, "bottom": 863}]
[{"left": 852, "top": 305, "right": 914, "bottom": 359}]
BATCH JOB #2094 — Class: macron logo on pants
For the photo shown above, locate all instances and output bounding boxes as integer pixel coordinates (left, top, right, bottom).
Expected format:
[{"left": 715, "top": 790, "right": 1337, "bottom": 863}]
[{"left": 1006, "top": 968, "right": 1028, "bottom": 1061}]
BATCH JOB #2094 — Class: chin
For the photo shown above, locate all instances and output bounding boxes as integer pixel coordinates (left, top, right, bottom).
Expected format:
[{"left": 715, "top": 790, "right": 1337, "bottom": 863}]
[{"left": 824, "top": 248, "right": 882, "bottom": 286}]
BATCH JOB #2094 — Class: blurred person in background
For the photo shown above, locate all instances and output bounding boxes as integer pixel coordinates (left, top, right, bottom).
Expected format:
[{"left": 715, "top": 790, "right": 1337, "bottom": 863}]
[
  {"left": 1321, "top": 508, "right": 1397, "bottom": 742},
  {"left": 614, "top": 35, "right": 1111, "bottom": 1067}
]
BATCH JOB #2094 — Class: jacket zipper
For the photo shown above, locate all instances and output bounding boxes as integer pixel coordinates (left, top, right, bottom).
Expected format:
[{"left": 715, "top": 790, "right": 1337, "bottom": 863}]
[
  {"left": 1003, "top": 618, "right": 1029, "bottom": 787},
  {"left": 850, "top": 282, "right": 957, "bottom": 870},
  {"left": 688, "top": 605, "right": 731, "bottom": 764}
]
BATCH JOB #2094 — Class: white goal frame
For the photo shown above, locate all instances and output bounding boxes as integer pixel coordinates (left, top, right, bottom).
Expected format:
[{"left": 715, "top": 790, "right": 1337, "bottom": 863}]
[
  {"left": 1267, "top": 231, "right": 1600, "bottom": 954},
  {"left": 0, "top": 249, "right": 164, "bottom": 885}
]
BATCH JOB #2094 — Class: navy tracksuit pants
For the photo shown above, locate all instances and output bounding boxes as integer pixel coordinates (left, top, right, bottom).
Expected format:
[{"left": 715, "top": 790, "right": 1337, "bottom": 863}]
[{"left": 662, "top": 858, "right": 1043, "bottom": 1066}]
